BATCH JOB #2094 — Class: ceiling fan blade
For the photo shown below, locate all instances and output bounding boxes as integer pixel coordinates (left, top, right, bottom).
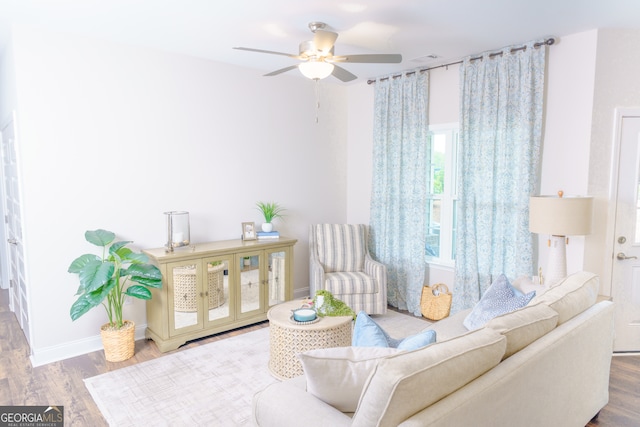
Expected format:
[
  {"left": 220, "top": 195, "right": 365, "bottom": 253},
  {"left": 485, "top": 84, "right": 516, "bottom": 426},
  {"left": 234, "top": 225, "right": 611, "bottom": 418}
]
[
  {"left": 313, "top": 30, "right": 338, "bottom": 54},
  {"left": 331, "top": 64, "right": 357, "bottom": 82},
  {"left": 331, "top": 53, "right": 402, "bottom": 63},
  {"left": 233, "top": 47, "right": 302, "bottom": 59},
  {"left": 263, "top": 64, "right": 300, "bottom": 77}
]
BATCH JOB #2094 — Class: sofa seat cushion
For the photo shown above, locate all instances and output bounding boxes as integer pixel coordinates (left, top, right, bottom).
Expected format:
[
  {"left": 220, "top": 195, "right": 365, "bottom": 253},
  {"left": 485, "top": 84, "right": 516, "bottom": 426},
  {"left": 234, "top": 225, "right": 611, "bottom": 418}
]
[
  {"left": 427, "top": 308, "right": 472, "bottom": 342},
  {"left": 315, "top": 224, "right": 366, "bottom": 272},
  {"left": 351, "top": 328, "right": 506, "bottom": 427},
  {"left": 529, "top": 271, "right": 599, "bottom": 324},
  {"left": 485, "top": 303, "right": 559, "bottom": 358},
  {"left": 352, "top": 311, "right": 437, "bottom": 351},
  {"left": 463, "top": 274, "right": 536, "bottom": 330},
  {"left": 298, "top": 346, "right": 403, "bottom": 413},
  {"left": 325, "top": 272, "right": 377, "bottom": 295}
]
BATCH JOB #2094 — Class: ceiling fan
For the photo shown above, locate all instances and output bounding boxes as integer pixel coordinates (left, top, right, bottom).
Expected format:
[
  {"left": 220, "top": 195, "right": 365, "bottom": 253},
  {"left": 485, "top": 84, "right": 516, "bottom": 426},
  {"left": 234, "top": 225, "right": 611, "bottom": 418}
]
[{"left": 233, "top": 22, "right": 402, "bottom": 82}]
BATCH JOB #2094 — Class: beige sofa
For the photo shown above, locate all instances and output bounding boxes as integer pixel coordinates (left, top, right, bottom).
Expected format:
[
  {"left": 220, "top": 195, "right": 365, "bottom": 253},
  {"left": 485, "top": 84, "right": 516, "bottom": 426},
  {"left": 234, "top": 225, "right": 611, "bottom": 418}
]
[{"left": 253, "top": 271, "right": 614, "bottom": 427}]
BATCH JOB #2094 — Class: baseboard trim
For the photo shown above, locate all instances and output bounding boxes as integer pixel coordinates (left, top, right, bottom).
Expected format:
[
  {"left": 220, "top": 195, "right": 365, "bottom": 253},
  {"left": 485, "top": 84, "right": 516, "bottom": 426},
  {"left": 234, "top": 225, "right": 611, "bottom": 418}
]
[
  {"left": 613, "top": 351, "right": 640, "bottom": 357},
  {"left": 294, "top": 286, "right": 310, "bottom": 299},
  {"left": 29, "top": 323, "right": 148, "bottom": 367}
]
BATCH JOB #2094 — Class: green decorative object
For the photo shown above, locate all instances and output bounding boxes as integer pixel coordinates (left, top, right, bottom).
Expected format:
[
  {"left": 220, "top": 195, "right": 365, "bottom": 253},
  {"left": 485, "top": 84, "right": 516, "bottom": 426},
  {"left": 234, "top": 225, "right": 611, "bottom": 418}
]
[
  {"left": 313, "top": 290, "right": 356, "bottom": 320},
  {"left": 69, "top": 229, "right": 163, "bottom": 329},
  {"left": 255, "top": 201, "right": 286, "bottom": 223}
]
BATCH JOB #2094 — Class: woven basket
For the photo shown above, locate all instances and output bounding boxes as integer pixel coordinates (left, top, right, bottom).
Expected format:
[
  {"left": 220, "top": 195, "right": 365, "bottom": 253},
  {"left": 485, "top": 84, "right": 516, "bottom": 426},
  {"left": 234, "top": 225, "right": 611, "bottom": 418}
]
[
  {"left": 100, "top": 320, "right": 135, "bottom": 362},
  {"left": 174, "top": 265, "right": 226, "bottom": 311},
  {"left": 420, "top": 283, "right": 452, "bottom": 321},
  {"left": 173, "top": 266, "right": 198, "bottom": 312},
  {"left": 207, "top": 264, "right": 225, "bottom": 309}
]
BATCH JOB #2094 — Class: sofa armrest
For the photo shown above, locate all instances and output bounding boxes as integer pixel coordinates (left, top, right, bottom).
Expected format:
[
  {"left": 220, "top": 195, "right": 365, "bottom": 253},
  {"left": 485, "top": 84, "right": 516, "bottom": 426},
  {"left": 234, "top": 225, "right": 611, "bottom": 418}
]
[{"left": 253, "top": 378, "right": 352, "bottom": 427}]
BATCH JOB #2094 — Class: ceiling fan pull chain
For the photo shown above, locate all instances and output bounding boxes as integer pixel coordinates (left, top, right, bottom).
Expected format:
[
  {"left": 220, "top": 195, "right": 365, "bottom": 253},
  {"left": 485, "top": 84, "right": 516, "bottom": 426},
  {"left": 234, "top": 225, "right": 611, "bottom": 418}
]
[{"left": 315, "top": 79, "right": 321, "bottom": 123}]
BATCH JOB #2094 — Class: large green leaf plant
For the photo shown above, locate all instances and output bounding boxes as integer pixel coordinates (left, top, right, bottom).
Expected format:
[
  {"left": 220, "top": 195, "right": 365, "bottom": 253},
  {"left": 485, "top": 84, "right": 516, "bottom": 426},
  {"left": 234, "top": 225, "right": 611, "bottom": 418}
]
[{"left": 69, "top": 229, "right": 162, "bottom": 329}]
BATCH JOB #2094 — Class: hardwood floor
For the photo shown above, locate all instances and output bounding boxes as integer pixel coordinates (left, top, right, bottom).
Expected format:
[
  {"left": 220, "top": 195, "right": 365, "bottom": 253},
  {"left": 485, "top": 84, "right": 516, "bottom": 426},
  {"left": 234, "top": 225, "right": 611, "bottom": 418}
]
[
  {"left": 587, "top": 354, "right": 640, "bottom": 426},
  {"left": 0, "top": 288, "right": 268, "bottom": 426},
  {"left": 1, "top": 288, "right": 638, "bottom": 426}
]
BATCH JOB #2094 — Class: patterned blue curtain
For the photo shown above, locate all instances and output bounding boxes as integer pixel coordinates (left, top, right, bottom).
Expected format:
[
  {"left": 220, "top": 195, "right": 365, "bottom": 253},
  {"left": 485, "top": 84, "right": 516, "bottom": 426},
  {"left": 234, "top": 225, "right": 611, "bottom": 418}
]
[
  {"left": 369, "top": 72, "right": 429, "bottom": 316},
  {"left": 452, "top": 41, "right": 546, "bottom": 313}
]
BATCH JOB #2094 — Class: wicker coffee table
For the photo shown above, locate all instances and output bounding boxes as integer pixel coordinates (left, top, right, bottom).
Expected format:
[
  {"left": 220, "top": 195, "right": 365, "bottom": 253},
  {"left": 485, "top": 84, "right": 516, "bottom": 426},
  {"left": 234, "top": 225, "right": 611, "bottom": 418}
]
[{"left": 267, "top": 300, "right": 353, "bottom": 380}]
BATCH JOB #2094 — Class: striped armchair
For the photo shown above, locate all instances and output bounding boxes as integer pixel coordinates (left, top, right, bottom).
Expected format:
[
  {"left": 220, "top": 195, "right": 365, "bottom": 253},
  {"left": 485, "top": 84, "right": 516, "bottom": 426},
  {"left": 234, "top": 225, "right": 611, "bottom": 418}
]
[{"left": 309, "top": 224, "right": 387, "bottom": 314}]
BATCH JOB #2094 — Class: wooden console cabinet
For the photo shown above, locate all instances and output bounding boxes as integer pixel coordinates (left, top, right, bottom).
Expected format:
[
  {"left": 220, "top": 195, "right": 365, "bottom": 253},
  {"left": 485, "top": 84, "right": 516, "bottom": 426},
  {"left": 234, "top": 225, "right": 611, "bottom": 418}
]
[{"left": 143, "top": 237, "right": 296, "bottom": 352}]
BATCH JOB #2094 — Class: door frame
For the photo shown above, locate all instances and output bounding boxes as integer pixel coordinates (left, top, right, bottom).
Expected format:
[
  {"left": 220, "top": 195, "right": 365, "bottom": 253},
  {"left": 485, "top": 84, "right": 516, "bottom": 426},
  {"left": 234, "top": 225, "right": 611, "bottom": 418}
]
[
  {"left": 0, "top": 112, "right": 14, "bottom": 294},
  {"left": 607, "top": 108, "right": 640, "bottom": 293},
  {"left": 0, "top": 110, "right": 33, "bottom": 350}
]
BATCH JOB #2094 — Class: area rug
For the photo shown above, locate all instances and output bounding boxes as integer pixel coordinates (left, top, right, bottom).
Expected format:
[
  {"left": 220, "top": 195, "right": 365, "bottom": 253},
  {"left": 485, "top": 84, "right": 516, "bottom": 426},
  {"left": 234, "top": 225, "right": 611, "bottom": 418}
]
[{"left": 85, "top": 310, "right": 431, "bottom": 426}]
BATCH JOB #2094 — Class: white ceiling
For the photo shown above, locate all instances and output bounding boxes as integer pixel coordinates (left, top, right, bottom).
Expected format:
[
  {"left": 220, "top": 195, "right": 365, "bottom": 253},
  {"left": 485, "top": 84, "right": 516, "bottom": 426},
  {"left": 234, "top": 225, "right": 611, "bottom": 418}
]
[{"left": 1, "top": 0, "right": 640, "bottom": 84}]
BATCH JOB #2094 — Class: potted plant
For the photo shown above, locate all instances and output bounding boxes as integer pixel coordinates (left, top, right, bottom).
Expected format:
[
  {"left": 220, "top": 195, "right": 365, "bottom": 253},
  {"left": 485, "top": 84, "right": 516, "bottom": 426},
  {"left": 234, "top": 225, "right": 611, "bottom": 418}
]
[
  {"left": 255, "top": 201, "right": 286, "bottom": 232},
  {"left": 68, "top": 229, "right": 162, "bottom": 362}
]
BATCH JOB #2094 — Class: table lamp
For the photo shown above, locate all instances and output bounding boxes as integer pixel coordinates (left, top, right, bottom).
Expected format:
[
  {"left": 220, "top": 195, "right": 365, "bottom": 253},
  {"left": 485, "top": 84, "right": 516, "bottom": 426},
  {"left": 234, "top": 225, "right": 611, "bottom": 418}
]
[{"left": 529, "top": 191, "right": 593, "bottom": 285}]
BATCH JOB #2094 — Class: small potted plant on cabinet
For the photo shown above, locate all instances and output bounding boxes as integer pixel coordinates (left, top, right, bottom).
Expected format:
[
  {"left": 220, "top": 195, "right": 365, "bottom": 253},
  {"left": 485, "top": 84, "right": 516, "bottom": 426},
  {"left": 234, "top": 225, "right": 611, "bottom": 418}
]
[
  {"left": 68, "top": 229, "right": 162, "bottom": 362},
  {"left": 255, "top": 201, "right": 286, "bottom": 232}
]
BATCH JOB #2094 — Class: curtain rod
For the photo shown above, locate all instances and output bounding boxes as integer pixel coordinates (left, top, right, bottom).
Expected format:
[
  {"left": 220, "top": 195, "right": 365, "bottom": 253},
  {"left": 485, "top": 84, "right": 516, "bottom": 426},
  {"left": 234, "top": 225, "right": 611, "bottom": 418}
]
[{"left": 367, "top": 37, "right": 555, "bottom": 85}]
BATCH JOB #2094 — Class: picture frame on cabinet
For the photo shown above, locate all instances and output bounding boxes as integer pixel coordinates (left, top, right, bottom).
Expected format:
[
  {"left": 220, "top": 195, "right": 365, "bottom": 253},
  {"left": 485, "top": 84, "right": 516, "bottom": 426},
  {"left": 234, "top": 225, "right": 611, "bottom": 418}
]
[{"left": 242, "top": 222, "right": 256, "bottom": 240}]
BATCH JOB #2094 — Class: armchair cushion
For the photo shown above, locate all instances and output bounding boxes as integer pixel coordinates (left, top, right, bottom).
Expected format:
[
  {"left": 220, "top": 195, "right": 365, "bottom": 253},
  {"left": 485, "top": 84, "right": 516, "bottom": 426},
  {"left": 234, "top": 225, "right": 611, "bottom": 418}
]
[
  {"left": 315, "top": 224, "right": 366, "bottom": 273},
  {"left": 325, "top": 272, "right": 377, "bottom": 295}
]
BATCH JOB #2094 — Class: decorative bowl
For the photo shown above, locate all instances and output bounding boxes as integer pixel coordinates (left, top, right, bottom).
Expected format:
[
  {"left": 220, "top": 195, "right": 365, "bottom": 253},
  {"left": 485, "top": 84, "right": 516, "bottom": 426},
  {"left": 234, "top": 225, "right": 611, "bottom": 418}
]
[{"left": 292, "top": 307, "right": 317, "bottom": 322}]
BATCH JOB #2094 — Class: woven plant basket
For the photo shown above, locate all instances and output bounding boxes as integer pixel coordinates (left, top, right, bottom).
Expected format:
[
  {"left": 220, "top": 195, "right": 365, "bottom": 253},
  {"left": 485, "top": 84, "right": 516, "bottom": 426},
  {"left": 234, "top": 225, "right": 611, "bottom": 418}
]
[
  {"left": 420, "top": 283, "right": 452, "bottom": 321},
  {"left": 207, "top": 264, "right": 226, "bottom": 309},
  {"left": 100, "top": 320, "right": 135, "bottom": 362}
]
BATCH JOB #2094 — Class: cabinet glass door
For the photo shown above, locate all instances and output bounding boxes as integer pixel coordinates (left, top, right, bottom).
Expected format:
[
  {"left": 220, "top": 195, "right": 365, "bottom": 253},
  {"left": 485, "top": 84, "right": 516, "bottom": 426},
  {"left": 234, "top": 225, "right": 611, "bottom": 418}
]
[
  {"left": 239, "top": 253, "right": 261, "bottom": 315},
  {"left": 204, "top": 258, "right": 233, "bottom": 324},
  {"left": 267, "top": 251, "right": 287, "bottom": 307},
  {"left": 170, "top": 262, "right": 201, "bottom": 332}
]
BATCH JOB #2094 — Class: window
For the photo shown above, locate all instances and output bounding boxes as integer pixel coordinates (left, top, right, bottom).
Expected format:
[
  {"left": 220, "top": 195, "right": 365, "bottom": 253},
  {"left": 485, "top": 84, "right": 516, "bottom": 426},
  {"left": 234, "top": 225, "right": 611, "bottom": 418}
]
[{"left": 426, "top": 124, "right": 459, "bottom": 265}]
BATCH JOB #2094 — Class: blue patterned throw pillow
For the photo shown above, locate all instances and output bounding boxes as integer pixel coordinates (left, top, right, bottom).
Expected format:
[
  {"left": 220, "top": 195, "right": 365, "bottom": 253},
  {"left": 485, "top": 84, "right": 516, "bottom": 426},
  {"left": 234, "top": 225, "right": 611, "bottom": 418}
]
[
  {"left": 352, "top": 311, "right": 436, "bottom": 351},
  {"left": 463, "top": 274, "right": 536, "bottom": 331}
]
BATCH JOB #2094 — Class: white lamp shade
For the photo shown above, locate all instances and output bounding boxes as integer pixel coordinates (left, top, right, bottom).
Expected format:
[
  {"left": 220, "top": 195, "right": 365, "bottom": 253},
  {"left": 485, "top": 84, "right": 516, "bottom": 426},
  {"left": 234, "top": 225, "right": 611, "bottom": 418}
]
[
  {"left": 529, "top": 195, "right": 593, "bottom": 236},
  {"left": 299, "top": 60, "right": 334, "bottom": 80}
]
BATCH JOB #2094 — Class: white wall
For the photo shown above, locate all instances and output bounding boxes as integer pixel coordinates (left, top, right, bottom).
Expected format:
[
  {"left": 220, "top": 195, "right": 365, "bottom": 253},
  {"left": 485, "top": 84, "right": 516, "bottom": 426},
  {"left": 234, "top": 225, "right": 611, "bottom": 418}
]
[
  {"left": 538, "top": 30, "right": 598, "bottom": 281},
  {"left": 585, "top": 29, "right": 640, "bottom": 296},
  {"left": 5, "top": 26, "right": 349, "bottom": 364},
  {"left": 345, "top": 81, "right": 374, "bottom": 225}
]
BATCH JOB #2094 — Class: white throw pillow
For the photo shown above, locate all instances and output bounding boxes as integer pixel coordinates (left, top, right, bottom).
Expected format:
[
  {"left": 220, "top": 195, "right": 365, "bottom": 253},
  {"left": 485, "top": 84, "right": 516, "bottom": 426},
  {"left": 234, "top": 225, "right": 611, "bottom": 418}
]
[{"left": 298, "top": 346, "right": 402, "bottom": 413}]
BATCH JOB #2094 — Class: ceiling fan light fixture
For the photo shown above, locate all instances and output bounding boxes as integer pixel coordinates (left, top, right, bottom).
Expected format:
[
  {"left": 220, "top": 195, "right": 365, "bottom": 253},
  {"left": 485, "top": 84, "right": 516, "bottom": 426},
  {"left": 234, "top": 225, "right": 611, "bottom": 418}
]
[{"left": 299, "top": 60, "right": 334, "bottom": 80}]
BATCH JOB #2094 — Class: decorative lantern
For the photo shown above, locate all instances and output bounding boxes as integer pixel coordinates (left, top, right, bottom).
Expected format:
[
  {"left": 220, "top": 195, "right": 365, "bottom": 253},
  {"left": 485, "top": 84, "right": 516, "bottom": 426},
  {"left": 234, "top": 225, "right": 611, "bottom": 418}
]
[{"left": 164, "top": 211, "right": 190, "bottom": 252}]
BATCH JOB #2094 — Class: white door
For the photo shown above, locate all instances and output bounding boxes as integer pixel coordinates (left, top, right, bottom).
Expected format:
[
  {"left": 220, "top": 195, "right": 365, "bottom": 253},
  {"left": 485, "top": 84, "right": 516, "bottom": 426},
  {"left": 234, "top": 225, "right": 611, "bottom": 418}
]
[
  {"left": 1, "top": 113, "right": 31, "bottom": 348},
  {"left": 611, "top": 112, "right": 640, "bottom": 352}
]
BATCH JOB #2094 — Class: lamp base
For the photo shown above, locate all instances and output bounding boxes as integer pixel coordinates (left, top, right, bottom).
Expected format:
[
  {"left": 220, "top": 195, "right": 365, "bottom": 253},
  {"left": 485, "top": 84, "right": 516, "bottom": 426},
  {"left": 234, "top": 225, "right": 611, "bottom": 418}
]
[{"left": 545, "top": 235, "right": 567, "bottom": 286}]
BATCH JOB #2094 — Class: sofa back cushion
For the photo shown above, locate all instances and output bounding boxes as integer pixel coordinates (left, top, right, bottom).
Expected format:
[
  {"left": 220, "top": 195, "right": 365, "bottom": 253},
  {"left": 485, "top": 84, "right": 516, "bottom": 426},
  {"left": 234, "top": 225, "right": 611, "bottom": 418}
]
[
  {"left": 298, "top": 346, "right": 403, "bottom": 413},
  {"left": 529, "top": 271, "right": 599, "bottom": 324},
  {"left": 485, "top": 303, "right": 559, "bottom": 359},
  {"left": 351, "top": 328, "right": 506, "bottom": 427},
  {"left": 314, "top": 224, "right": 366, "bottom": 273}
]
